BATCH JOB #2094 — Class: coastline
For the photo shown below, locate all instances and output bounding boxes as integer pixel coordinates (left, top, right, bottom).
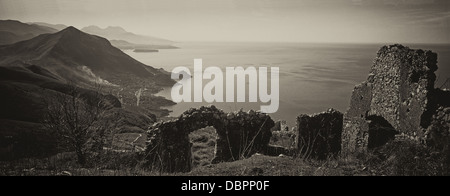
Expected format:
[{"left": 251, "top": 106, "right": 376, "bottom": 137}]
[{"left": 130, "top": 42, "right": 450, "bottom": 128}]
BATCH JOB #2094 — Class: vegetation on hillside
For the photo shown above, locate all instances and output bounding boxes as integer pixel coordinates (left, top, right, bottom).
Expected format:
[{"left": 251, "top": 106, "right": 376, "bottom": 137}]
[{"left": 2, "top": 125, "right": 448, "bottom": 176}]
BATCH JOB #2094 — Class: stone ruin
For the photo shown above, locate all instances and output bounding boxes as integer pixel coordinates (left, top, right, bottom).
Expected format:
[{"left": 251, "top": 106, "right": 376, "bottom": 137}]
[
  {"left": 143, "top": 44, "right": 449, "bottom": 173},
  {"left": 341, "top": 44, "right": 450, "bottom": 154},
  {"left": 295, "top": 44, "right": 449, "bottom": 157},
  {"left": 271, "top": 120, "right": 289, "bottom": 132},
  {"left": 145, "top": 105, "right": 274, "bottom": 173},
  {"left": 296, "top": 109, "right": 343, "bottom": 159},
  {"left": 425, "top": 89, "right": 450, "bottom": 151}
]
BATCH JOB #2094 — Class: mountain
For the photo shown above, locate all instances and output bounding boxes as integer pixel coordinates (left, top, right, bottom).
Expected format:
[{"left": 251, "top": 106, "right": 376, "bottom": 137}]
[
  {"left": 0, "top": 31, "right": 31, "bottom": 45},
  {"left": 0, "top": 61, "right": 158, "bottom": 160},
  {"left": 29, "top": 22, "right": 68, "bottom": 31},
  {"left": 110, "top": 39, "right": 178, "bottom": 50},
  {"left": 0, "top": 20, "right": 58, "bottom": 45},
  {"left": 0, "top": 20, "right": 177, "bottom": 49},
  {"left": 0, "top": 26, "right": 173, "bottom": 86},
  {"left": 82, "top": 25, "right": 175, "bottom": 46},
  {"left": 0, "top": 26, "right": 172, "bottom": 159},
  {"left": 0, "top": 26, "right": 174, "bottom": 128}
]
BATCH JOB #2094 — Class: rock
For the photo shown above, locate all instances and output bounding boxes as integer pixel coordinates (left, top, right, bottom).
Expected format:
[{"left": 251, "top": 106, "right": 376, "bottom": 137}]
[
  {"left": 56, "top": 171, "right": 72, "bottom": 176},
  {"left": 444, "top": 108, "right": 450, "bottom": 114},
  {"left": 271, "top": 121, "right": 282, "bottom": 131},
  {"left": 252, "top": 153, "right": 262, "bottom": 157},
  {"left": 22, "top": 168, "right": 35, "bottom": 173},
  {"left": 264, "top": 145, "right": 292, "bottom": 156}
]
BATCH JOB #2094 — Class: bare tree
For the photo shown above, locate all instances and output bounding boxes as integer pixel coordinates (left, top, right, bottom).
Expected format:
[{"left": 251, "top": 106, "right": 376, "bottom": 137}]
[{"left": 43, "top": 84, "right": 105, "bottom": 165}]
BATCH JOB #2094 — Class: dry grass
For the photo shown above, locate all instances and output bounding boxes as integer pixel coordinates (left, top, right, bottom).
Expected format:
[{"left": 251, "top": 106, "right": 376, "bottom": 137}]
[
  {"left": 358, "top": 140, "right": 449, "bottom": 176},
  {"left": 0, "top": 152, "right": 366, "bottom": 176},
  {"left": 187, "top": 153, "right": 375, "bottom": 176},
  {"left": 1, "top": 134, "right": 448, "bottom": 176},
  {"left": 189, "top": 127, "right": 217, "bottom": 167}
]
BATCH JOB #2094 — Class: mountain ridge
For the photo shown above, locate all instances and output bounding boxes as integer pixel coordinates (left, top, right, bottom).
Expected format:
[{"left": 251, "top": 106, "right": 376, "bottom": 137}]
[
  {"left": 0, "top": 26, "right": 173, "bottom": 86},
  {"left": 0, "top": 26, "right": 175, "bottom": 159},
  {"left": 0, "top": 20, "right": 58, "bottom": 45},
  {"left": 81, "top": 25, "right": 174, "bottom": 46},
  {"left": 28, "top": 22, "right": 68, "bottom": 31}
]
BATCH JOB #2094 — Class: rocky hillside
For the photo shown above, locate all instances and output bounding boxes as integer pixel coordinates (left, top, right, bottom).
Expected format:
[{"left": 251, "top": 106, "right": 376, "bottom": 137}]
[
  {"left": 0, "top": 26, "right": 173, "bottom": 87},
  {"left": 0, "top": 26, "right": 175, "bottom": 160},
  {"left": 0, "top": 20, "right": 58, "bottom": 45}
]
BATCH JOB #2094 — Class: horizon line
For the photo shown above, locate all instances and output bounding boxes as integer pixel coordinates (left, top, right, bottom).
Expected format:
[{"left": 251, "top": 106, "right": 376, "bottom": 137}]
[{"left": 3, "top": 19, "right": 450, "bottom": 46}]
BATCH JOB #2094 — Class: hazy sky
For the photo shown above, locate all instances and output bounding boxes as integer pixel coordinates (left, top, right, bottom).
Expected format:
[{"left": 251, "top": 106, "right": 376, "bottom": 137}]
[{"left": 1, "top": 0, "right": 449, "bottom": 43}]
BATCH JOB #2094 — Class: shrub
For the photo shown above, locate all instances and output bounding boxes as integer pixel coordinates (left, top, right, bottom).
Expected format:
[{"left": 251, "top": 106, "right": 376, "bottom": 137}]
[{"left": 363, "top": 140, "right": 449, "bottom": 176}]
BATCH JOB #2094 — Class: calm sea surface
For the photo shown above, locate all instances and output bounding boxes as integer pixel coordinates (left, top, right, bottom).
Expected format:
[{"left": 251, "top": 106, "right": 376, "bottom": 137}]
[{"left": 125, "top": 42, "right": 450, "bottom": 127}]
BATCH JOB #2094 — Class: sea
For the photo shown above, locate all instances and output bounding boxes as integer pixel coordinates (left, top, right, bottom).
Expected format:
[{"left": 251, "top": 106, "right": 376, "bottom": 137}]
[{"left": 125, "top": 42, "right": 450, "bottom": 128}]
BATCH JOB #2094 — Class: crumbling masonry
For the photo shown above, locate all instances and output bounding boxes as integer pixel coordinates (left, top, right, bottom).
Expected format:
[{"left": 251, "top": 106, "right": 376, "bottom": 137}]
[
  {"left": 341, "top": 44, "right": 446, "bottom": 154},
  {"left": 144, "top": 45, "right": 450, "bottom": 172},
  {"left": 145, "top": 106, "right": 274, "bottom": 173},
  {"left": 297, "top": 109, "right": 343, "bottom": 159}
]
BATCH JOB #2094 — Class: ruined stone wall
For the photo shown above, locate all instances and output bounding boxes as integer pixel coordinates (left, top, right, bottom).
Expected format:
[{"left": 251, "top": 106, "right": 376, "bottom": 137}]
[
  {"left": 342, "top": 82, "right": 372, "bottom": 152},
  {"left": 297, "top": 109, "right": 343, "bottom": 159},
  {"left": 370, "top": 45, "right": 437, "bottom": 137},
  {"left": 145, "top": 106, "right": 274, "bottom": 173},
  {"left": 342, "top": 45, "right": 438, "bottom": 154},
  {"left": 424, "top": 89, "right": 450, "bottom": 150}
]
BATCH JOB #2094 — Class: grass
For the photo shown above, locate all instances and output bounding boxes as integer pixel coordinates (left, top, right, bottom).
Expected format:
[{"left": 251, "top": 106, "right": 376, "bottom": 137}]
[
  {"left": 0, "top": 151, "right": 158, "bottom": 176},
  {"left": 359, "top": 140, "right": 449, "bottom": 176},
  {"left": 189, "top": 155, "right": 324, "bottom": 176},
  {"left": 111, "top": 133, "right": 146, "bottom": 151},
  {"left": 1, "top": 133, "right": 448, "bottom": 176},
  {"left": 189, "top": 127, "right": 217, "bottom": 167},
  {"left": 0, "top": 152, "right": 371, "bottom": 176},
  {"left": 188, "top": 139, "right": 449, "bottom": 176}
]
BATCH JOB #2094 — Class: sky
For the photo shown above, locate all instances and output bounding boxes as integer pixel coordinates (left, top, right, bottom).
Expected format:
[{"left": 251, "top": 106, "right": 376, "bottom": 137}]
[{"left": 0, "top": 0, "right": 449, "bottom": 43}]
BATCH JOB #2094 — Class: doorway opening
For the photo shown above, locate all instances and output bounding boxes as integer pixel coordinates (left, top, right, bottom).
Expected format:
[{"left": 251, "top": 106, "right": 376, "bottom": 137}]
[
  {"left": 367, "top": 115, "right": 398, "bottom": 149},
  {"left": 189, "top": 126, "right": 218, "bottom": 167}
]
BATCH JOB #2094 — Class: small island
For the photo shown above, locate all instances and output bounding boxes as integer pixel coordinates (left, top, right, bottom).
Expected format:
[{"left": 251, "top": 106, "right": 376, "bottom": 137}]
[{"left": 133, "top": 49, "right": 159, "bottom": 53}]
